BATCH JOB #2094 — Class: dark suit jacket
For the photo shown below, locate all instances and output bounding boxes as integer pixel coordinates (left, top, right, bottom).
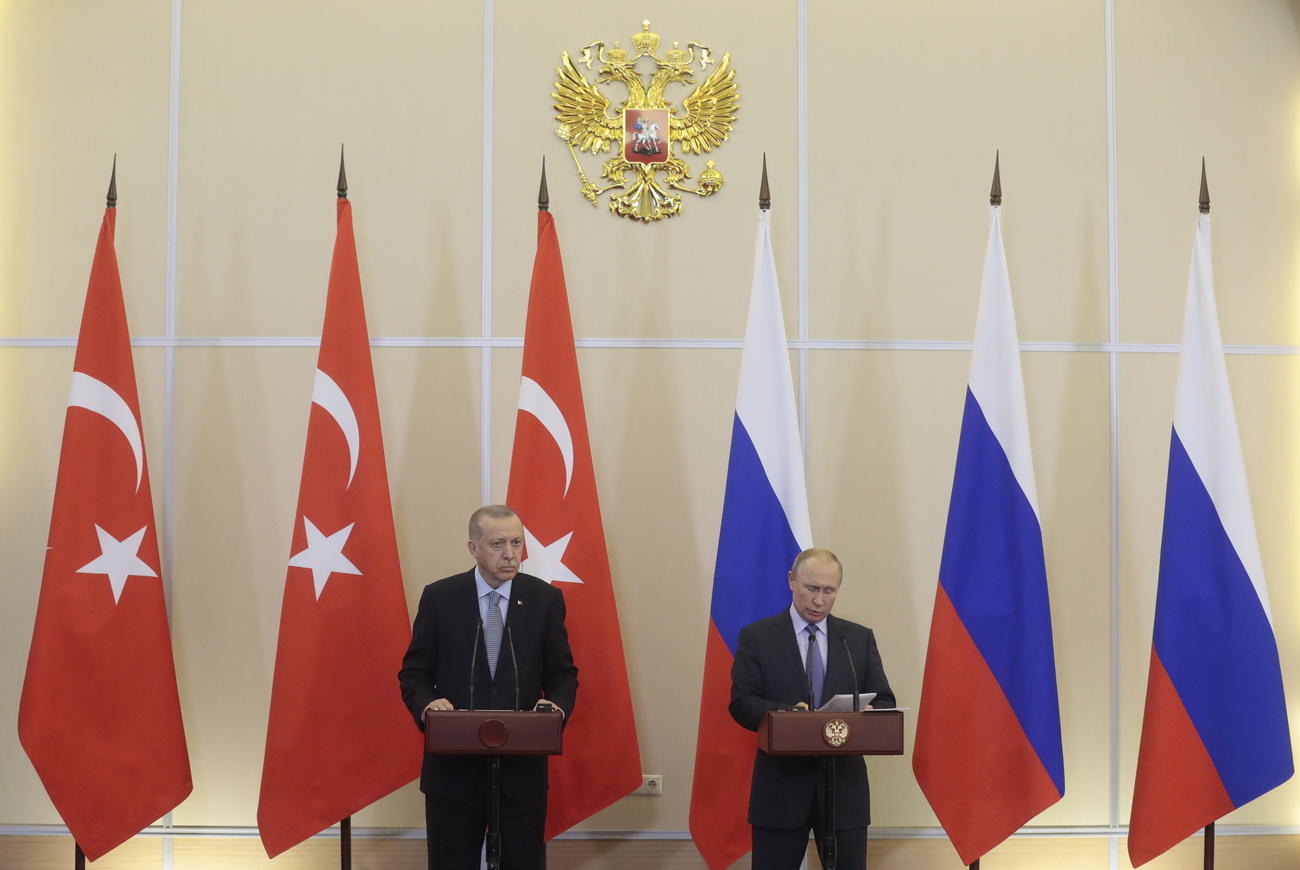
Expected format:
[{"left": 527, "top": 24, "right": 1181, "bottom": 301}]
[
  {"left": 398, "top": 569, "right": 578, "bottom": 800},
  {"left": 729, "top": 610, "right": 895, "bottom": 829}
]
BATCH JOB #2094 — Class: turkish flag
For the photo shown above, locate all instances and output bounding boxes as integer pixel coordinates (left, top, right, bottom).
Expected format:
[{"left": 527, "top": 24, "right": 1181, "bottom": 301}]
[
  {"left": 507, "top": 208, "right": 642, "bottom": 837},
  {"left": 18, "top": 203, "right": 192, "bottom": 861},
  {"left": 257, "top": 195, "right": 420, "bottom": 857}
]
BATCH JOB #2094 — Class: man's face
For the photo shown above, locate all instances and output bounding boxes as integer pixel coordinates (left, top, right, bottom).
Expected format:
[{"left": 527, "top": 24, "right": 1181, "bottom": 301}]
[
  {"left": 788, "top": 557, "right": 841, "bottom": 624},
  {"left": 468, "top": 515, "right": 525, "bottom": 587}
]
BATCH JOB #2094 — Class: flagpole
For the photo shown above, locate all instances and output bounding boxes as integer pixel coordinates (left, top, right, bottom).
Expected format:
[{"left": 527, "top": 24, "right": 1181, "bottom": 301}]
[
  {"left": 961, "top": 153, "right": 1000, "bottom": 870},
  {"left": 1198, "top": 159, "right": 1214, "bottom": 870},
  {"left": 538, "top": 156, "right": 549, "bottom": 211},
  {"left": 72, "top": 162, "right": 108, "bottom": 870},
  {"left": 335, "top": 144, "right": 356, "bottom": 870}
]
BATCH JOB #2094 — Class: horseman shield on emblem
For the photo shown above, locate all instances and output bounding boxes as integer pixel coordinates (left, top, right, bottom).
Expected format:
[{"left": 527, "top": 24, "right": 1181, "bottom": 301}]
[{"left": 624, "top": 108, "right": 669, "bottom": 164}]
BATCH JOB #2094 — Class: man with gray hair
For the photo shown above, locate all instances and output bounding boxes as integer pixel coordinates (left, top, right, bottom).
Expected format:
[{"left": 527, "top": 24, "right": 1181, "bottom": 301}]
[
  {"left": 399, "top": 505, "right": 578, "bottom": 869},
  {"left": 730, "top": 548, "right": 895, "bottom": 869}
]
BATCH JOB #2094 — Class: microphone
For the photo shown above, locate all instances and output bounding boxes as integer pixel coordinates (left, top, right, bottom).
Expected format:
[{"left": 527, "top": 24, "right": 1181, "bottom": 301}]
[
  {"left": 506, "top": 625, "right": 520, "bottom": 712},
  {"left": 842, "top": 635, "right": 860, "bottom": 713},
  {"left": 468, "top": 619, "right": 482, "bottom": 711}
]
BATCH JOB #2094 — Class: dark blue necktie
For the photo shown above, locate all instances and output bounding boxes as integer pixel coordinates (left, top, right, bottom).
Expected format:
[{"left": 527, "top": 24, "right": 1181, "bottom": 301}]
[{"left": 805, "top": 623, "right": 824, "bottom": 708}]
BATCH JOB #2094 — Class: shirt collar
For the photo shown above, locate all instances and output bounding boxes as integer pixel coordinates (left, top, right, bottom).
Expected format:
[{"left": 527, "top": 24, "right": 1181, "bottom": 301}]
[
  {"left": 474, "top": 566, "right": 513, "bottom": 601},
  {"left": 789, "top": 603, "right": 826, "bottom": 635}
]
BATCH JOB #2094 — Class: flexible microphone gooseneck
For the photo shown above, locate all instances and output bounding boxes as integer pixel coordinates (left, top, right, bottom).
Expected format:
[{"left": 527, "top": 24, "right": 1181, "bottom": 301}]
[
  {"left": 506, "top": 625, "right": 520, "bottom": 712},
  {"left": 468, "top": 619, "right": 483, "bottom": 711},
  {"left": 842, "top": 635, "right": 860, "bottom": 713}
]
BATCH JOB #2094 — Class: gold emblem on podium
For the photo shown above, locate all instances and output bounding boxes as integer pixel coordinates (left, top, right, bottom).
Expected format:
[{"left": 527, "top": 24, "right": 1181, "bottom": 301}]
[
  {"left": 823, "top": 719, "right": 850, "bottom": 748},
  {"left": 552, "top": 20, "right": 738, "bottom": 222}
]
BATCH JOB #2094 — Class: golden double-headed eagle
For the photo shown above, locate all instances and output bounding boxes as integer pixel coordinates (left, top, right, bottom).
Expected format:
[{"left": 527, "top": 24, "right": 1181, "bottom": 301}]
[{"left": 553, "top": 20, "right": 738, "bottom": 222}]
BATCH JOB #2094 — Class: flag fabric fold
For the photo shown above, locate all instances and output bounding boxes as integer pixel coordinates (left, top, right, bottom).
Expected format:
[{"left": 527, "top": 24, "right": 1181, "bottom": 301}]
[
  {"left": 912, "top": 204, "right": 1064, "bottom": 865},
  {"left": 1127, "top": 212, "right": 1292, "bottom": 866},
  {"left": 688, "top": 210, "right": 812, "bottom": 870},
  {"left": 19, "top": 203, "right": 192, "bottom": 861},
  {"left": 506, "top": 207, "right": 642, "bottom": 837},
  {"left": 257, "top": 196, "right": 420, "bottom": 857}
]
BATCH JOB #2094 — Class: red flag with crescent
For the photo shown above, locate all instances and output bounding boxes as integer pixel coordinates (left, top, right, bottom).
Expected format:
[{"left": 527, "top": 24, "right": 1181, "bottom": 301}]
[
  {"left": 257, "top": 196, "right": 420, "bottom": 857},
  {"left": 507, "top": 208, "right": 642, "bottom": 837},
  {"left": 19, "top": 202, "right": 192, "bottom": 861}
]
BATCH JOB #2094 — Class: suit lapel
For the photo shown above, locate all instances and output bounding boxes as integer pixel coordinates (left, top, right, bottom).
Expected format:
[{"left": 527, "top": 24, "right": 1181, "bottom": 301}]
[
  {"left": 773, "top": 613, "right": 810, "bottom": 702},
  {"left": 823, "top": 615, "right": 849, "bottom": 698}
]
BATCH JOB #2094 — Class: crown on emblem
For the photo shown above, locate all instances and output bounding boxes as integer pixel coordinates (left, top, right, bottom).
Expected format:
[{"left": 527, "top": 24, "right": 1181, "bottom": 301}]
[{"left": 631, "top": 20, "right": 660, "bottom": 56}]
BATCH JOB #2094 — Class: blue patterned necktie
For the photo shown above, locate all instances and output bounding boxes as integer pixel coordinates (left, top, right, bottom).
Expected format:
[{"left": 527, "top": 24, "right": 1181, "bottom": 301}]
[
  {"left": 485, "top": 590, "right": 504, "bottom": 678},
  {"left": 805, "top": 623, "right": 824, "bottom": 708}
]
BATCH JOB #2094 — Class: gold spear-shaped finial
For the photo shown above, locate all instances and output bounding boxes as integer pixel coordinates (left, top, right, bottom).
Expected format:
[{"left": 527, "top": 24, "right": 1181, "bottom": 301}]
[
  {"left": 106, "top": 155, "right": 118, "bottom": 208},
  {"left": 759, "top": 153, "right": 771, "bottom": 211},
  {"left": 1199, "top": 157, "right": 1210, "bottom": 214},
  {"left": 990, "top": 150, "right": 1002, "bottom": 207},
  {"left": 538, "top": 157, "right": 550, "bottom": 211},
  {"left": 337, "top": 145, "right": 348, "bottom": 200}
]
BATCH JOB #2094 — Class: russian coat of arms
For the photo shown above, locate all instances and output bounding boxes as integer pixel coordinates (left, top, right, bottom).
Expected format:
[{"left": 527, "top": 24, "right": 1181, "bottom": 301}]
[{"left": 553, "top": 21, "right": 739, "bottom": 223}]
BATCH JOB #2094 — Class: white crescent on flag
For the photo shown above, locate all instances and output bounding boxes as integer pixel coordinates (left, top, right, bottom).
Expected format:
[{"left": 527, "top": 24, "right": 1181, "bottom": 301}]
[
  {"left": 517, "top": 376, "right": 574, "bottom": 497},
  {"left": 312, "top": 369, "right": 360, "bottom": 488},
  {"left": 68, "top": 371, "right": 144, "bottom": 492}
]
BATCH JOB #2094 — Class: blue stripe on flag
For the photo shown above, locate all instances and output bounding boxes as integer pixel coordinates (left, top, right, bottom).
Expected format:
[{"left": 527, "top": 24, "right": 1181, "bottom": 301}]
[
  {"left": 710, "top": 415, "right": 802, "bottom": 654},
  {"left": 1154, "top": 429, "right": 1293, "bottom": 805},
  {"left": 940, "top": 389, "right": 1065, "bottom": 794}
]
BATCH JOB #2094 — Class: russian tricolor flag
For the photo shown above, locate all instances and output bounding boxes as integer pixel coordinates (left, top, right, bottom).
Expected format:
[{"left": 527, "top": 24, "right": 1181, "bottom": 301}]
[
  {"left": 689, "top": 208, "right": 812, "bottom": 870},
  {"left": 1127, "top": 207, "right": 1292, "bottom": 866},
  {"left": 913, "top": 196, "right": 1065, "bottom": 865}
]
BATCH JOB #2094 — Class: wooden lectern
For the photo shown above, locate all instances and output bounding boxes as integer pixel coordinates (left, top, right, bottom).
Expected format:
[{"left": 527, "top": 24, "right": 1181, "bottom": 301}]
[
  {"left": 757, "top": 710, "right": 905, "bottom": 870},
  {"left": 423, "top": 709, "right": 563, "bottom": 756},
  {"left": 424, "top": 709, "right": 563, "bottom": 870}
]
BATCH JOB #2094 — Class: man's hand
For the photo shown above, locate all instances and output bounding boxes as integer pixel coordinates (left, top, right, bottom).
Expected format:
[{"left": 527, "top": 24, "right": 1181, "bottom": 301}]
[
  {"left": 533, "top": 699, "right": 563, "bottom": 717},
  {"left": 424, "top": 698, "right": 455, "bottom": 713},
  {"left": 793, "top": 702, "right": 810, "bottom": 711}
]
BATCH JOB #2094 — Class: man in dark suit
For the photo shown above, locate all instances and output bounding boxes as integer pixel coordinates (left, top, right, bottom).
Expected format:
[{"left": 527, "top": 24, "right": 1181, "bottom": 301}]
[
  {"left": 399, "top": 505, "right": 578, "bottom": 870},
  {"left": 730, "top": 548, "right": 895, "bottom": 870}
]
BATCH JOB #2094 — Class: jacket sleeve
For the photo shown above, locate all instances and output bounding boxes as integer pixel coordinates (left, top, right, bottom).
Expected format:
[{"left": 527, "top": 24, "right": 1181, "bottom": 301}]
[
  {"left": 728, "top": 623, "right": 785, "bottom": 731},
  {"left": 541, "top": 585, "right": 579, "bottom": 720},
  {"left": 397, "top": 584, "right": 440, "bottom": 728},
  {"left": 863, "top": 628, "right": 895, "bottom": 709}
]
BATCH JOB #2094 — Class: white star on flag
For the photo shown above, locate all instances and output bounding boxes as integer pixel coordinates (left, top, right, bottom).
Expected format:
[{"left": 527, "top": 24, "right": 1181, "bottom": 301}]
[
  {"left": 77, "top": 524, "right": 157, "bottom": 605},
  {"left": 522, "top": 526, "right": 584, "bottom": 585},
  {"left": 288, "top": 517, "right": 362, "bottom": 599}
]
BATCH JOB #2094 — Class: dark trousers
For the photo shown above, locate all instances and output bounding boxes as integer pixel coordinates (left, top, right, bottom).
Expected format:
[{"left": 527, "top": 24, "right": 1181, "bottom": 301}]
[
  {"left": 752, "top": 817, "right": 868, "bottom": 870},
  {"left": 424, "top": 787, "right": 547, "bottom": 870}
]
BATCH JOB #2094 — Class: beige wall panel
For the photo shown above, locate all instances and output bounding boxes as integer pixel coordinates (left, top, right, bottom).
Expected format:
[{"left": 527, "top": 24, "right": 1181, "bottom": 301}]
[
  {"left": 169, "top": 346, "right": 478, "bottom": 826},
  {"left": 1120, "top": 834, "right": 1300, "bottom": 870},
  {"left": 0, "top": 2, "right": 170, "bottom": 338},
  {"left": 0, "top": 835, "right": 163, "bottom": 869},
  {"left": 807, "top": 349, "right": 1111, "bottom": 826},
  {"left": 1118, "top": 353, "right": 1300, "bottom": 825},
  {"left": 177, "top": 1, "right": 482, "bottom": 338},
  {"left": 492, "top": 2, "right": 798, "bottom": 340},
  {"left": 0, "top": 347, "right": 166, "bottom": 824},
  {"left": 808, "top": 1, "right": 1108, "bottom": 343},
  {"left": 1116, "top": 1, "right": 1300, "bottom": 346},
  {"left": 489, "top": 346, "right": 741, "bottom": 830}
]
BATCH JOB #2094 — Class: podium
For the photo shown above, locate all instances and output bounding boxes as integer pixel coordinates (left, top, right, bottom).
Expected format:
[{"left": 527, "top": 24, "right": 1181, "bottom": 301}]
[
  {"left": 423, "top": 708, "right": 563, "bottom": 756},
  {"left": 758, "top": 710, "right": 905, "bottom": 870},
  {"left": 424, "top": 709, "right": 564, "bottom": 869}
]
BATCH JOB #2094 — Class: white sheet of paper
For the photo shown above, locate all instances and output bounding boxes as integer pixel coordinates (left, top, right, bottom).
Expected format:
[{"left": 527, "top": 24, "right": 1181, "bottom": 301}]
[{"left": 816, "top": 693, "right": 877, "bottom": 712}]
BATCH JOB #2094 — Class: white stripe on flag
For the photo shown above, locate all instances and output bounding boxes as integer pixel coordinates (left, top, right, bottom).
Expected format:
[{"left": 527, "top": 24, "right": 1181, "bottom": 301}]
[
  {"left": 1172, "top": 214, "right": 1272, "bottom": 626},
  {"left": 735, "top": 210, "right": 813, "bottom": 550},
  {"left": 968, "top": 206, "right": 1040, "bottom": 517}
]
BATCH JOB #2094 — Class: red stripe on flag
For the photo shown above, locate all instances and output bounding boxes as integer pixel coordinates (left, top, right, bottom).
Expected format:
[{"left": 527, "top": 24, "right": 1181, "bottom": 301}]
[
  {"left": 688, "top": 623, "right": 756, "bottom": 870},
  {"left": 1128, "top": 650, "right": 1233, "bottom": 867},
  {"left": 913, "top": 584, "right": 1060, "bottom": 865}
]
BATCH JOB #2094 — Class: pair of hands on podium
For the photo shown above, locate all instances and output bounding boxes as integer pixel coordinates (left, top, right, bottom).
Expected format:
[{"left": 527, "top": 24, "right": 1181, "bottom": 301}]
[
  {"left": 423, "top": 698, "right": 561, "bottom": 715},
  {"left": 788, "top": 701, "right": 873, "bottom": 711}
]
